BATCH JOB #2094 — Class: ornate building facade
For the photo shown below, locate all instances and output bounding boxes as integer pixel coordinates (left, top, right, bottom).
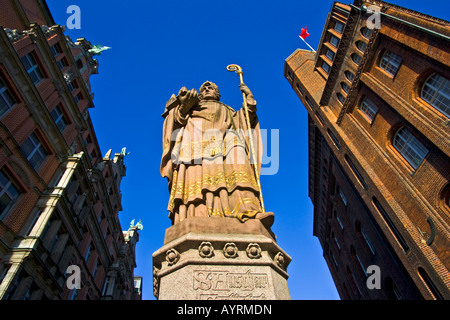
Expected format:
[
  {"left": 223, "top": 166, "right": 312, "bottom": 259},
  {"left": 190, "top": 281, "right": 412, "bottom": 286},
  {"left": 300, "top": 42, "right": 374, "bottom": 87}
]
[
  {"left": 285, "top": 0, "right": 449, "bottom": 299},
  {"left": 0, "top": 0, "right": 140, "bottom": 299}
]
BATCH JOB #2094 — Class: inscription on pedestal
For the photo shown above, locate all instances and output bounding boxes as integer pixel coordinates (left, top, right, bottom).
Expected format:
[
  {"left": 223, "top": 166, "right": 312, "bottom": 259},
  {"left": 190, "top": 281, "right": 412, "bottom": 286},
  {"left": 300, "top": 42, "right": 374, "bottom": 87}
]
[{"left": 193, "top": 269, "right": 269, "bottom": 300}]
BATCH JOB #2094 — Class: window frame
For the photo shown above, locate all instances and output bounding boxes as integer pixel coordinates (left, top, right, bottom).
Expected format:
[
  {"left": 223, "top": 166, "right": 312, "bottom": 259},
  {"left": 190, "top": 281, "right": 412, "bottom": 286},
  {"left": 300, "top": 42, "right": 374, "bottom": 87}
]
[
  {"left": 360, "top": 27, "right": 373, "bottom": 39},
  {"left": 392, "top": 127, "right": 428, "bottom": 170},
  {"left": 50, "top": 104, "right": 68, "bottom": 133},
  {"left": 0, "top": 169, "right": 21, "bottom": 219},
  {"left": 345, "top": 70, "right": 355, "bottom": 82},
  {"left": 334, "top": 21, "right": 344, "bottom": 34},
  {"left": 322, "top": 61, "right": 331, "bottom": 74},
  {"left": 325, "top": 48, "right": 335, "bottom": 61},
  {"left": 420, "top": 73, "right": 450, "bottom": 118},
  {"left": 330, "top": 35, "right": 339, "bottom": 48},
  {"left": 0, "top": 77, "right": 17, "bottom": 117},
  {"left": 379, "top": 50, "right": 402, "bottom": 77},
  {"left": 20, "top": 132, "right": 49, "bottom": 170},
  {"left": 337, "top": 92, "right": 346, "bottom": 104},
  {"left": 341, "top": 82, "right": 350, "bottom": 94},
  {"left": 20, "top": 52, "right": 44, "bottom": 86},
  {"left": 351, "top": 53, "right": 362, "bottom": 65},
  {"left": 359, "top": 96, "right": 379, "bottom": 123},
  {"left": 355, "top": 40, "right": 367, "bottom": 53}
]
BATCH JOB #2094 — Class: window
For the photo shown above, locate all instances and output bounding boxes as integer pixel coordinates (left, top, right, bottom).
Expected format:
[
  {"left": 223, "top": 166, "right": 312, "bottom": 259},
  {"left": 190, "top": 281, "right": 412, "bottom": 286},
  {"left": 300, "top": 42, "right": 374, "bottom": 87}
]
[
  {"left": 67, "top": 80, "right": 77, "bottom": 93},
  {"left": 70, "top": 288, "right": 79, "bottom": 300},
  {"left": 421, "top": 73, "right": 449, "bottom": 118},
  {"left": 386, "top": 278, "right": 402, "bottom": 300},
  {"left": 344, "top": 71, "right": 355, "bottom": 82},
  {"left": 76, "top": 58, "right": 83, "bottom": 70},
  {"left": 57, "top": 58, "right": 68, "bottom": 70},
  {"left": 0, "top": 170, "right": 21, "bottom": 218},
  {"left": 326, "top": 48, "right": 335, "bottom": 61},
  {"left": 315, "top": 112, "right": 324, "bottom": 126},
  {"left": 337, "top": 92, "right": 345, "bottom": 104},
  {"left": 50, "top": 44, "right": 62, "bottom": 57},
  {"left": 74, "top": 93, "right": 82, "bottom": 104},
  {"left": 0, "top": 78, "right": 16, "bottom": 117},
  {"left": 362, "top": 228, "right": 376, "bottom": 255},
  {"left": 361, "top": 27, "right": 372, "bottom": 39},
  {"left": 345, "top": 155, "right": 367, "bottom": 188},
  {"left": 21, "top": 53, "right": 44, "bottom": 85},
  {"left": 20, "top": 132, "right": 49, "bottom": 170},
  {"left": 359, "top": 97, "right": 378, "bottom": 122},
  {"left": 334, "top": 21, "right": 344, "bottom": 33},
  {"left": 418, "top": 267, "right": 444, "bottom": 300},
  {"left": 373, "top": 197, "right": 409, "bottom": 252},
  {"left": 296, "top": 83, "right": 304, "bottom": 95},
  {"left": 355, "top": 41, "right": 367, "bottom": 52},
  {"left": 322, "top": 61, "right": 331, "bottom": 74},
  {"left": 351, "top": 53, "right": 362, "bottom": 65},
  {"left": 327, "top": 129, "right": 341, "bottom": 149},
  {"left": 393, "top": 127, "right": 428, "bottom": 170},
  {"left": 336, "top": 213, "right": 344, "bottom": 230},
  {"left": 305, "top": 96, "right": 314, "bottom": 109},
  {"left": 334, "top": 235, "right": 341, "bottom": 250},
  {"left": 330, "top": 35, "right": 339, "bottom": 48},
  {"left": 338, "top": 186, "right": 348, "bottom": 206},
  {"left": 330, "top": 251, "right": 339, "bottom": 268},
  {"left": 341, "top": 82, "right": 350, "bottom": 94},
  {"left": 85, "top": 244, "right": 92, "bottom": 261},
  {"left": 50, "top": 105, "right": 68, "bottom": 132},
  {"left": 379, "top": 50, "right": 402, "bottom": 76}
]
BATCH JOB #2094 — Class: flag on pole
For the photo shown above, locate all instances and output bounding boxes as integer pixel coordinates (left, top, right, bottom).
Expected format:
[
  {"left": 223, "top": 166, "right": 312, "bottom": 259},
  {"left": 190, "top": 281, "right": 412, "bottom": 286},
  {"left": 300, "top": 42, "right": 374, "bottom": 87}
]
[
  {"left": 299, "top": 26, "right": 316, "bottom": 52},
  {"left": 300, "top": 27, "right": 310, "bottom": 40}
]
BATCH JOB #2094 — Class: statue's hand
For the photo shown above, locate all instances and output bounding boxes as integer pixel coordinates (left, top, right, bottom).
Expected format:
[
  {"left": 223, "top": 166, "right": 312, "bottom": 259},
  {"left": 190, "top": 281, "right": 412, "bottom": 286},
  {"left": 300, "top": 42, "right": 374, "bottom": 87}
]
[
  {"left": 239, "top": 83, "right": 254, "bottom": 98},
  {"left": 239, "top": 83, "right": 256, "bottom": 106},
  {"left": 178, "top": 87, "right": 199, "bottom": 116}
]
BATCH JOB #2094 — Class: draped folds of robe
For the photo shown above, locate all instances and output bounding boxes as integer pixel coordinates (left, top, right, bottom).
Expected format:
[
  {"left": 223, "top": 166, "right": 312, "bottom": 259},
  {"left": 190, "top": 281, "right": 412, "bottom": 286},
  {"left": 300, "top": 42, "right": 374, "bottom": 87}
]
[{"left": 161, "top": 98, "right": 263, "bottom": 224}]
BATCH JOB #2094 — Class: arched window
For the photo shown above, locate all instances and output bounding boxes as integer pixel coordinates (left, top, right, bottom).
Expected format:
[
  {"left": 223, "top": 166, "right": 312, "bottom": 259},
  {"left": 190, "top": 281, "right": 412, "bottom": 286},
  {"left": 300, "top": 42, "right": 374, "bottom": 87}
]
[
  {"left": 337, "top": 92, "right": 345, "bottom": 104},
  {"left": 355, "top": 41, "right": 367, "bottom": 52},
  {"left": 351, "top": 53, "right": 362, "bottom": 65},
  {"left": 345, "top": 70, "right": 355, "bottom": 82},
  {"left": 393, "top": 127, "right": 428, "bottom": 170},
  {"left": 341, "top": 82, "right": 350, "bottom": 93},
  {"left": 360, "top": 27, "right": 372, "bottom": 39},
  {"left": 379, "top": 50, "right": 402, "bottom": 76},
  {"left": 359, "top": 96, "right": 378, "bottom": 122},
  {"left": 421, "top": 73, "right": 450, "bottom": 118}
]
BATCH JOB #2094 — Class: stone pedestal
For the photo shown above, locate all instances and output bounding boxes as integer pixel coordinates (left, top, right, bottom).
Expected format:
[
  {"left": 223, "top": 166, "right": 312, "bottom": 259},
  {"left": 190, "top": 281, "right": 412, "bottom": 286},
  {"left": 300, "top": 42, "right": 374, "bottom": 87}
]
[{"left": 152, "top": 217, "right": 291, "bottom": 300}]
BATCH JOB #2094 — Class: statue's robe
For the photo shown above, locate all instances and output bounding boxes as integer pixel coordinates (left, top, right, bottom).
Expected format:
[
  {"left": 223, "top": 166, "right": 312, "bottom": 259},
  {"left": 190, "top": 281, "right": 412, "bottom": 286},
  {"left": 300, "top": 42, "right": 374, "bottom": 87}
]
[{"left": 160, "top": 99, "right": 263, "bottom": 224}]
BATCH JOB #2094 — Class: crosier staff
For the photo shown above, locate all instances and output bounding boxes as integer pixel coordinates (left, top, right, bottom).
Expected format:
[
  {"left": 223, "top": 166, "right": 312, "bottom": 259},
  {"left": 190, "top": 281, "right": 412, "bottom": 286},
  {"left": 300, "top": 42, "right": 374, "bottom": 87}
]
[{"left": 226, "top": 64, "right": 265, "bottom": 213}]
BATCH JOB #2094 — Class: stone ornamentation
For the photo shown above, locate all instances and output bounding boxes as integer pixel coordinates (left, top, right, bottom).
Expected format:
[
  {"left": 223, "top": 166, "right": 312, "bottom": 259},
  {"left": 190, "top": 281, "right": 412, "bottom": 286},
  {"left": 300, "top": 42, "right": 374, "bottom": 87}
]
[
  {"left": 223, "top": 243, "right": 238, "bottom": 259},
  {"left": 198, "top": 242, "right": 214, "bottom": 258},
  {"left": 275, "top": 252, "right": 285, "bottom": 269},
  {"left": 165, "top": 248, "right": 180, "bottom": 266},
  {"left": 246, "top": 243, "right": 262, "bottom": 259}
]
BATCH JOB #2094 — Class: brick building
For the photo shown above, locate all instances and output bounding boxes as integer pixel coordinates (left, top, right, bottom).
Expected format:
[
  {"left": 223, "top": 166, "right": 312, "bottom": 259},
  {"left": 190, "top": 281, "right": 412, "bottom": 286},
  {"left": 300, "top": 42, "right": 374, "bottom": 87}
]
[
  {"left": 0, "top": 0, "right": 141, "bottom": 299},
  {"left": 285, "top": 0, "right": 449, "bottom": 299}
]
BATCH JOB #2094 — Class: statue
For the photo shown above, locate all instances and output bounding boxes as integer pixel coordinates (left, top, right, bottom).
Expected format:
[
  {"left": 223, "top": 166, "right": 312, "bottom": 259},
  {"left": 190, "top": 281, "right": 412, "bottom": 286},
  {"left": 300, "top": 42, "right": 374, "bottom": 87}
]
[{"left": 160, "top": 66, "right": 274, "bottom": 228}]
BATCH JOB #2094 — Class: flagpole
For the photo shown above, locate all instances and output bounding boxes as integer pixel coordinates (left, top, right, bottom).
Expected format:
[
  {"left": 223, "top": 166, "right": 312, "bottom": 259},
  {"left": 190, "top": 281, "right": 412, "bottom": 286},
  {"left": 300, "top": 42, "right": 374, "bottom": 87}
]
[{"left": 299, "top": 35, "right": 316, "bottom": 52}]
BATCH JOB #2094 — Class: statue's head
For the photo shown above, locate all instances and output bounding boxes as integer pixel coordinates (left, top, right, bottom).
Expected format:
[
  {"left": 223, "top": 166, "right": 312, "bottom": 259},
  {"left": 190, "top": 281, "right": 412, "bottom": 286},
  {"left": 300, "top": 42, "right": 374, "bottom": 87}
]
[{"left": 198, "top": 81, "right": 220, "bottom": 101}]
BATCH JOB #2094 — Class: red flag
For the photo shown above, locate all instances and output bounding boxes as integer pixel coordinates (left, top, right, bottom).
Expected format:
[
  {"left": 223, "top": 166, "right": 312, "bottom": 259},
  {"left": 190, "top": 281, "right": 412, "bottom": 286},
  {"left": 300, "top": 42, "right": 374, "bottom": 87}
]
[{"left": 300, "top": 27, "right": 310, "bottom": 40}]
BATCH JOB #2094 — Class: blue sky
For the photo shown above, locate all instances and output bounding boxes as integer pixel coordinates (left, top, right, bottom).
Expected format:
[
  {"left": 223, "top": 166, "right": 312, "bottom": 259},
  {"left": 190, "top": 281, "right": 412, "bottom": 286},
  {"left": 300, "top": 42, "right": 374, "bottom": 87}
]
[{"left": 46, "top": 0, "right": 449, "bottom": 300}]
